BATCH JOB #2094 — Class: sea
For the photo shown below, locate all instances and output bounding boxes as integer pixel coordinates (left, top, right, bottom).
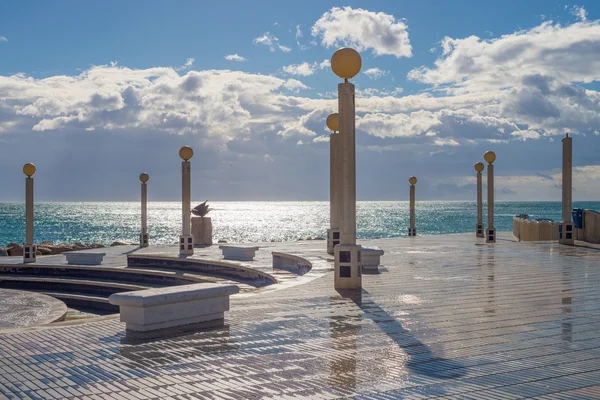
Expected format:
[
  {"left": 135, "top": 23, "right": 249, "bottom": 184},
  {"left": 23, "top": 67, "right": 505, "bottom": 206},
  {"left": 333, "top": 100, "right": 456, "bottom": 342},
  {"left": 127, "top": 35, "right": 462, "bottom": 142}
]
[{"left": 1, "top": 201, "right": 599, "bottom": 247}]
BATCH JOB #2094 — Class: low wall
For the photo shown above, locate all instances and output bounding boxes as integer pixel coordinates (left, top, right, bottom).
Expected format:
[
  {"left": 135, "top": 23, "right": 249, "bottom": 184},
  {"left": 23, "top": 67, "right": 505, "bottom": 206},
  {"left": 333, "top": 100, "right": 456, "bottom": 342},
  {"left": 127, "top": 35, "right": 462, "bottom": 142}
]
[
  {"left": 513, "top": 217, "right": 558, "bottom": 241},
  {"left": 272, "top": 252, "right": 312, "bottom": 275},
  {"left": 583, "top": 210, "right": 600, "bottom": 243}
]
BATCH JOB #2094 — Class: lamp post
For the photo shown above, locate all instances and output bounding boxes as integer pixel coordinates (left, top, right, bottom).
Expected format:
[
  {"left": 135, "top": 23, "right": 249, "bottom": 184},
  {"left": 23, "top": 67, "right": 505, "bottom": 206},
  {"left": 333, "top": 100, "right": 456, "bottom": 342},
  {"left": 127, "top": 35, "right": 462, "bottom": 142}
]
[
  {"left": 327, "top": 112, "right": 341, "bottom": 255},
  {"left": 484, "top": 151, "right": 496, "bottom": 243},
  {"left": 23, "top": 163, "right": 36, "bottom": 263},
  {"left": 179, "top": 146, "right": 194, "bottom": 255},
  {"left": 408, "top": 176, "right": 417, "bottom": 237},
  {"left": 331, "top": 48, "right": 362, "bottom": 290},
  {"left": 559, "top": 134, "right": 574, "bottom": 245},
  {"left": 474, "top": 162, "right": 485, "bottom": 238},
  {"left": 139, "top": 173, "right": 149, "bottom": 248}
]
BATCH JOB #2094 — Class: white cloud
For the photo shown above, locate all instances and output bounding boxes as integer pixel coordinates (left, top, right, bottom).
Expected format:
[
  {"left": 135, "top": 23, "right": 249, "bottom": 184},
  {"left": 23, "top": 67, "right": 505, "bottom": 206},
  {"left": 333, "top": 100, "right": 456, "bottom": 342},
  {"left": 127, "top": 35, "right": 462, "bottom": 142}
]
[
  {"left": 311, "top": 6, "right": 412, "bottom": 58},
  {"left": 408, "top": 19, "right": 600, "bottom": 89},
  {"left": 253, "top": 32, "right": 291, "bottom": 52},
  {"left": 175, "top": 58, "right": 195, "bottom": 71},
  {"left": 511, "top": 129, "right": 541, "bottom": 140},
  {"left": 282, "top": 78, "right": 310, "bottom": 92},
  {"left": 312, "top": 135, "right": 330, "bottom": 143},
  {"left": 295, "top": 25, "right": 307, "bottom": 50},
  {"left": 357, "top": 87, "right": 402, "bottom": 97},
  {"left": 282, "top": 62, "right": 316, "bottom": 76},
  {"left": 571, "top": 5, "right": 588, "bottom": 21},
  {"left": 225, "top": 54, "right": 246, "bottom": 62},
  {"left": 0, "top": 36, "right": 7, "bottom": 42},
  {"left": 277, "top": 108, "right": 331, "bottom": 137},
  {"left": 364, "top": 67, "right": 388, "bottom": 79},
  {"left": 0, "top": 64, "right": 319, "bottom": 144},
  {"left": 433, "top": 137, "right": 460, "bottom": 146},
  {"left": 319, "top": 59, "right": 331, "bottom": 69}
]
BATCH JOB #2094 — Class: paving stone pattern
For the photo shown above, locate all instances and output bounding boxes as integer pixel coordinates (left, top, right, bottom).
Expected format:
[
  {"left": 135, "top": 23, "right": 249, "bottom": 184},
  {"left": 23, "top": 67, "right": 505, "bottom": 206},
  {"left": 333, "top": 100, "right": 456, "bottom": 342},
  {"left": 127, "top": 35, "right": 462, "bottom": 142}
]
[{"left": 1, "top": 234, "right": 600, "bottom": 399}]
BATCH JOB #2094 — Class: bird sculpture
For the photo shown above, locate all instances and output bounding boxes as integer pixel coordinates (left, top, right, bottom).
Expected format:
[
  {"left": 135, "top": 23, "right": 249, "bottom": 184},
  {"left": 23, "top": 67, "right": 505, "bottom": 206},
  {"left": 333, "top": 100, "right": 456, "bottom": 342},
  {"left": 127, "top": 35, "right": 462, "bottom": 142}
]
[{"left": 191, "top": 200, "right": 210, "bottom": 217}]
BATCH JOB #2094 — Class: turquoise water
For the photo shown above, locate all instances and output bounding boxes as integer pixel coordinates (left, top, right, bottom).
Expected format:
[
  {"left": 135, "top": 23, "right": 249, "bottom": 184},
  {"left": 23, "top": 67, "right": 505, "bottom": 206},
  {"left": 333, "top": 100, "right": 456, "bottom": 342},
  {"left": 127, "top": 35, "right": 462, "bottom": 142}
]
[{"left": 1, "top": 201, "right": 598, "bottom": 246}]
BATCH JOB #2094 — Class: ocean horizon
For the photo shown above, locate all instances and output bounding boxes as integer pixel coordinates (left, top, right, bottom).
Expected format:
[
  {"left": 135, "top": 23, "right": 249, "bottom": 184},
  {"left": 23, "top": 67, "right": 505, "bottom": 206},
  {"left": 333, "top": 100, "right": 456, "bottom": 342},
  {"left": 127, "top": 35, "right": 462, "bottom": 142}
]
[{"left": 1, "top": 200, "right": 598, "bottom": 247}]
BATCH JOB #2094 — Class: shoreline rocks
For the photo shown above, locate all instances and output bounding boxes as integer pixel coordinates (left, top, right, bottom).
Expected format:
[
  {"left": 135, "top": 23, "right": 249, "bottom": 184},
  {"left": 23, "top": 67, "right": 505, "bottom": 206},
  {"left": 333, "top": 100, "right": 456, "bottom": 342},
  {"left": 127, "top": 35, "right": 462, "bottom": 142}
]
[{"left": 1, "top": 241, "right": 106, "bottom": 257}]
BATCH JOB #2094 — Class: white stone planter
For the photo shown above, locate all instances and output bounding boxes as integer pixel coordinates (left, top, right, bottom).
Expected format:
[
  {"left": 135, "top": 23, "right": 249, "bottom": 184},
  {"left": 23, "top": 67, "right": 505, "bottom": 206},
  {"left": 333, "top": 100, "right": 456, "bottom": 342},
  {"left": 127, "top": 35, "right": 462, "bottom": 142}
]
[
  {"left": 64, "top": 251, "right": 106, "bottom": 265},
  {"left": 108, "top": 283, "right": 239, "bottom": 332},
  {"left": 219, "top": 245, "right": 259, "bottom": 261},
  {"left": 361, "top": 246, "right": 384, "bottom": 271}
]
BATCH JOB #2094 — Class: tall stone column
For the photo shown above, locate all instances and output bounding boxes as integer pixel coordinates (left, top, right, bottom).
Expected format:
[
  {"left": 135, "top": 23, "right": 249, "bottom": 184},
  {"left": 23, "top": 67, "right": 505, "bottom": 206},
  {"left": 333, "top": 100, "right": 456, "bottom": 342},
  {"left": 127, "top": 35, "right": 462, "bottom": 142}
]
[
  {"left": 139, "top": 173, "right": 149, "bottom": 247},
  {"left": 22, "top": 163, "right": 37, "bottom": 263},
  {"left": 475, "top": 162, "right": 485, "bottom": 237},
  {"left": 327, "top": 113, "right": 341, "bottom": 255},
  {"left": 559, "top": 134, "right": 574, "bottom": 245},
  {"left": 179, "top": 146, "right": 194, "bottom": 255},
  {"left": 331, "top": 48, "right": 362, "bottom": 290},
  {"left": 484, "top": 151, "right": 496, "bottom": 243},
  {"left": 408, "top": 176, "right": 417, "bottom": 237}
]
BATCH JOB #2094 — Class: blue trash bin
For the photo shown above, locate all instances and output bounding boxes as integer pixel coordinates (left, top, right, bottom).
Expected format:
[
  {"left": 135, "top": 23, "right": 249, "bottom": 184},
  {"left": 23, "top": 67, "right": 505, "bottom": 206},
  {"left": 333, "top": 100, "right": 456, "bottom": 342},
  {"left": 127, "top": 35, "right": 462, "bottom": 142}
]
[{"left": 572, "top": 208, "right": 583, "bottom": 229}]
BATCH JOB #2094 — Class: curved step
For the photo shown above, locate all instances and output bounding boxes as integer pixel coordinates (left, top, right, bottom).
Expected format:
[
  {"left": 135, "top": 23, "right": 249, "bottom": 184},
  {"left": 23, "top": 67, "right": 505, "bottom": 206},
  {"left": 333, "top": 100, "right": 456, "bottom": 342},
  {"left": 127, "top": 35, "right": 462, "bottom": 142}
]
[
  {"left": 0, "top": 275, "right": 152, "bottom": 291},
  {"left": 37, "top": 291, "right": 117, "bottom": 313},
  {"left": 127, "top": 255, "right": 277, "bottom": 285}
]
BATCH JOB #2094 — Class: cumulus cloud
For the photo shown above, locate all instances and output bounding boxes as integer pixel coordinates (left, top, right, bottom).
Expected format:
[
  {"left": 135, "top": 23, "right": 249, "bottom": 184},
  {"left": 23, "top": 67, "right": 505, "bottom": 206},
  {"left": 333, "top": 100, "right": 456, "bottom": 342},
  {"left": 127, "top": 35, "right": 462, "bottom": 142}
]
[
  {"left": 277, "top": 108, "right": 331, "bottom": 137},
  {"left": 253, "top": 32, "right": 291, "bottom": 52},
  {"left": 0, "top": 64, "right": 320, "bottom": 145},
  {"left": 175, "top": 58, "right": 195, "bottom": 71},
  {"left": 311, "top": 7, "right": 412, "bottom": 58},
  {"left": 282, "top": 62, "right": 316, "bottom": 76},
  {"left": 408, "top": 19, "right": 600, "bottom": 90},
  {"left": 364, "top": 67, "right": 388, "bottom": 79},
  {"left": 225, "top": 54, "right": 246, "bottom": 62},
  {"left": 570, "top": 5, "right": 588, "bottom": 21},
  {"left": 319, "top": 59, "right": 331, "bottom": 69}
]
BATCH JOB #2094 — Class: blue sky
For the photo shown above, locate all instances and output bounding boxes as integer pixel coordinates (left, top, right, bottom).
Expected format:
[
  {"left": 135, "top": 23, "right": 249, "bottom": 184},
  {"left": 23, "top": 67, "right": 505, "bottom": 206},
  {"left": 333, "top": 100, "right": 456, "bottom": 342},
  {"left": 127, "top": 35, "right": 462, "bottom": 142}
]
[{"left": 1, "top": 1, "right": 600, "bottom": 201}]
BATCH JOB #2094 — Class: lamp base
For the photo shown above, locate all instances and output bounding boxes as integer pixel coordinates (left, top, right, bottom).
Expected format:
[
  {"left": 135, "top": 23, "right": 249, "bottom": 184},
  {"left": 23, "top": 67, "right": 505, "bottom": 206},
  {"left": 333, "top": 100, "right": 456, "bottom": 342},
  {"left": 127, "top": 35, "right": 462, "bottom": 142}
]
[{"left": 179, "top": 235, "right": 194, "bottom": 255}]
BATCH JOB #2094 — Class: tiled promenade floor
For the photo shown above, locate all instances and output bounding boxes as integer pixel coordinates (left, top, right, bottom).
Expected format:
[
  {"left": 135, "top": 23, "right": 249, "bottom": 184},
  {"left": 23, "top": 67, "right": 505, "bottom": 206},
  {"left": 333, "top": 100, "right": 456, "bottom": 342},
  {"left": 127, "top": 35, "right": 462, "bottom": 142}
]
[{"left": 2, "top": 234, "right": 600, "bottom": 399}]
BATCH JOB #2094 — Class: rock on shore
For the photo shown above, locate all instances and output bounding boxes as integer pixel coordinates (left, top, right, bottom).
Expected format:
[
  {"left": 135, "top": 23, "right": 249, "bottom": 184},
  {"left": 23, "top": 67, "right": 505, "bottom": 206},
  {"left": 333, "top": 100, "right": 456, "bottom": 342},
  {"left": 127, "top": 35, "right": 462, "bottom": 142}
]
[{"left": 1, "top": 241, "right": 106, "bottom": 256}]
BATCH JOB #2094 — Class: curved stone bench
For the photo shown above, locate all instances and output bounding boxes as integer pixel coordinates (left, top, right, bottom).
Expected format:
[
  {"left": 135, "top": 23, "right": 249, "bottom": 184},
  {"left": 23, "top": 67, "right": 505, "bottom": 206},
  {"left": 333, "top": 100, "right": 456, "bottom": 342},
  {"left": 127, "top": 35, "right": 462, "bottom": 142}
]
[
  {"left": 272, "top": 252, "right": 312, "bottom": 275},
  {"left": 109, "top": 283, "right": 239, "bottom": 332},
  {"left": 219, "top": 245, "right": 260, "bottom": 261},
  {"left": 361, "top": 246, "right": 385, "bottom": 271}
]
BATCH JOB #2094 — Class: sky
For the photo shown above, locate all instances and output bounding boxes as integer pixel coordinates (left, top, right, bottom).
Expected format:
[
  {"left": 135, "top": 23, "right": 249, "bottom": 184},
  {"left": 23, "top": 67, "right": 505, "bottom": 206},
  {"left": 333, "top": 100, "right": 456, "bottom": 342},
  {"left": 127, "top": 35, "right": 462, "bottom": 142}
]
[{"left": 1, "top": 0, "right": 600, "bottom": 201}]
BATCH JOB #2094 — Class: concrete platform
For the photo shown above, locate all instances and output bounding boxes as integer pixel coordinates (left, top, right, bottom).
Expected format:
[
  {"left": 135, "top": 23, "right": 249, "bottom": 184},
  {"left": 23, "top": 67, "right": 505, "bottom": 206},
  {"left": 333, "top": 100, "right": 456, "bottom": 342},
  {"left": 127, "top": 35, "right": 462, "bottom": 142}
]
[{"left": 2, "top": 233, "right": 600, "bottom": 399}]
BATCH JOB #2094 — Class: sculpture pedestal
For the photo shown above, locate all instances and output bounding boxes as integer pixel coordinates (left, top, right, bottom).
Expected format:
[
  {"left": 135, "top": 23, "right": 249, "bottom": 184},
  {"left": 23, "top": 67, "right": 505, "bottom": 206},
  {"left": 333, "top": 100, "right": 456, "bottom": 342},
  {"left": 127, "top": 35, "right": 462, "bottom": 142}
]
[{"left": 192, "top": 217, "right": 213, "bottom": 246}]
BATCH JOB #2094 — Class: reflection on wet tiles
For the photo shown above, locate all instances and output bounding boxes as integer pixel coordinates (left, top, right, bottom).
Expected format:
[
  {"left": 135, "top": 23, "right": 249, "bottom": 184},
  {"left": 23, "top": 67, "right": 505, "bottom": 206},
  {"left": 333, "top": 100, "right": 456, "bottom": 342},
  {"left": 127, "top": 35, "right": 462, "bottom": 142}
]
[{"left": 1, "top": 234, "right": 600, "bottom": 398}]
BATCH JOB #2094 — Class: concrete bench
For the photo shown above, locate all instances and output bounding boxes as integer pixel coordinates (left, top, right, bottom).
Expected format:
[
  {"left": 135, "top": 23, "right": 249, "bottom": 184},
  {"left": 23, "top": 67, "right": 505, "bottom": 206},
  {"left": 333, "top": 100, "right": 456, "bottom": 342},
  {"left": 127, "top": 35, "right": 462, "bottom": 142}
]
[
  {"left": 361, "top": 246, "right": 384, "bottom": 271},
  {"left": 108, "top": 283, "right": 239, "bottom": 332},
  {"left": 219, "top": 245, "right": 259, "bottom": 261},
  {"left": 64, "top": 251, "right": 106, "bottom": 265}
]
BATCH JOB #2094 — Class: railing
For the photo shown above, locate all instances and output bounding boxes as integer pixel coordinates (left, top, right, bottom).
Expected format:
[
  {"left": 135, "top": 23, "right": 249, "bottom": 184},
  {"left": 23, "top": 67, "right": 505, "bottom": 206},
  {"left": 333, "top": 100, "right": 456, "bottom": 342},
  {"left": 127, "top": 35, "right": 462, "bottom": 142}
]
[
  {"left": 583, "top": 210, "right": 600, "bottom": 243},
  {"left": 513, "top": 215, "right": 558, "bottom": 241}
]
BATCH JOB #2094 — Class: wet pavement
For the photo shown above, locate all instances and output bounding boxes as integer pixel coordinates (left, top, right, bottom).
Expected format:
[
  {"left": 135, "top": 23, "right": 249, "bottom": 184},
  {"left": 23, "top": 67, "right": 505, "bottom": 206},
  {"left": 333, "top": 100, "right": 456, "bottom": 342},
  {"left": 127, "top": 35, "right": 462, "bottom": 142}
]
[
  {"left": 0, "top": 289, "right": 67, "bottom": 330},
  {"left": 1, "top": 233, "right": 600, "bottom": 399}
]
